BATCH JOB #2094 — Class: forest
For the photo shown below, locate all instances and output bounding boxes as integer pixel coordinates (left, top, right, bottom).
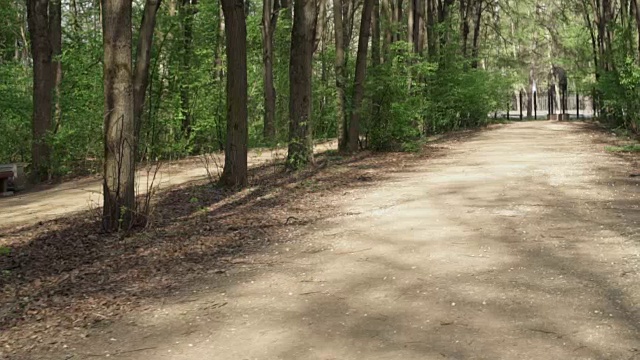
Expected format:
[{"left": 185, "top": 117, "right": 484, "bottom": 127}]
[
  {"left": 1, "top": 0, "right": 640, "bottom": 228},
  {"left": 2, "top": 0, "right": 640, "bottom": 358}
]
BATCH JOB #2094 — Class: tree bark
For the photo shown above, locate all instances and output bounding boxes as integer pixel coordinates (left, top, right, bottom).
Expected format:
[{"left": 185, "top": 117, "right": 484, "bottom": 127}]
[
  {"left": 348, "top": 0, "right": 374, "bottom": 152},
  {"left": 408, "top": 0, "right": 414, "bottom": 45},
  {"left": 102, "top": 0, "right": 136, "bottom": 231},
  {"left": 286, "top": 0, "right": 316, "bottom": 169},
  {"left": 334, "top": 0, "right": 348, "bottom": 151},
  {"left": 381, "top": 0, "right": 392, "bottom": 60},
  {"left": 133, "top": 0, "right": 162, "bottom": 144},
  {"left": 372, "top": 0, "right": 381, "bottom": 65},
  {"left": 395, "top": 0, "right": 403, "bottom": 42},
  {"left": 417, "top": 0, "right": 425, "bottom": 53},
  {"left": 220, "top": 0, "right": 248, "bottom": 187},
  {"left": 50, "top": 0, "right": 62, "bottom": 135},
  {"left": 632, "top": 0, "right": 640, "bottom": 61},
  {"left": 426, "top": 0, "right": 436, "bottom": 58},
  {"left": 261, "top": 0, "right": 280, "bottom": 141},
  {"left": 27, "top": 0, "right": 54, "bottom": 182},
  {"left": 213, "top": 2, "right": 226, "bottom": 151},
  {"left": 180, "top": 0, "right": 197, "bottom": 139},
  {"left": 459, "top": 0, "right": 471, "bottom": 58},
  {"left": 410, "top": 0, "right": 424, "bottom": 53},
  {"left": 470, "top": 0, "right": 482, "bottom": 68}
]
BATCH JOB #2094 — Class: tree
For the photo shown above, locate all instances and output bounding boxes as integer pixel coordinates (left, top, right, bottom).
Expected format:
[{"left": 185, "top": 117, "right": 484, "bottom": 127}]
[
  {"left": 50, "top": 0, "right": 62, "bottom": 134},
  {"left": 261, "top": 0, "right": 280, "bottom": 141},
  {"left": 333, "top": 0, "right": 348, "bottom": 151},
  {"left": 220, "top": 0, "right": 248, "bottom": 187},
  {"left": 286, "top": 0, "right": 317, "bottom": 169},
  {"left": 179, "top": 0, "right": 197, "bottom": 139},
  {"left": 102, "top": 0, "right": 135, "bottom": 231},
  {"left": 470, "top": 0, "right": 483, "bottom": 68},
  {"left": 27, "top": 0, "right": 54, "bottom": 181},
  {"left": 133, "top": 0, "right": 162, "bottom": 144},
  {"left": 348, "top": 0, "right": 374, "bottom": 152}
]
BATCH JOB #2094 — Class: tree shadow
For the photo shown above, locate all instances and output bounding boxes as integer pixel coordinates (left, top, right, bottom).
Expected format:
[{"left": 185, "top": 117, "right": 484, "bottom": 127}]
[{"left": 0, "top": 144, "right": 457, "bottom": 357}]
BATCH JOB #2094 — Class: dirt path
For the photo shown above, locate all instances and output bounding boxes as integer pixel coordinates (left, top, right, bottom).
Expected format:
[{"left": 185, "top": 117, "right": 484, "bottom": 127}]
[
  {"left": 36, "top": 122, "right": 640, "bottom": 359},
  {"left": 0, "top": 143, "right": 334, "bottom": 228}
]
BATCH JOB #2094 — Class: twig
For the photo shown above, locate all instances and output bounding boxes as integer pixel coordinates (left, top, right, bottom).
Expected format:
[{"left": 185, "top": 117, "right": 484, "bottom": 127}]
[
  {"left": 334, "top": 247, "right": 372, "bottom": 255},
  {"left": 114, "top": 347, "right": 157, "bottom": 356},
  {"left": 527, "top": 328, "right": 562, "bottom": 337},
  {"left": 299, "top": 291, "right": 321, "bottom": 295}
]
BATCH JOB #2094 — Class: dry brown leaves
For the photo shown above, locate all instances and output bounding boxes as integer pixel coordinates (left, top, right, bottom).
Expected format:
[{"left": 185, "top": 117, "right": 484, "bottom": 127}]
[{"left": 0, "top": 149, "right": 431, "bottom": 359}]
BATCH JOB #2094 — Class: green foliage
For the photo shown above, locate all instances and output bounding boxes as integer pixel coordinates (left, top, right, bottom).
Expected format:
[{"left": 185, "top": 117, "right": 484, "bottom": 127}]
[
  {"left": 605, "top": 144, "right": 640, "bottom": 153},
  {"left": 366, "top": 42, "right": 511, "bottom": 151},
  {"left": 597, "top": 56, "right": 640, "bottom": 132},
  {"left": 0, "top": 63, "right": 31, "bottom": 163}
]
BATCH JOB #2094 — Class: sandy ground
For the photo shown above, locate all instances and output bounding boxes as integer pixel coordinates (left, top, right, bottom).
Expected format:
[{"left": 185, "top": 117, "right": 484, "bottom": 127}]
[
  {"left": 0, "top": 143, "right": 335, "bottom": 228},
  {"left": 20, "top": 121, "right": 640, "bottom": 359}
]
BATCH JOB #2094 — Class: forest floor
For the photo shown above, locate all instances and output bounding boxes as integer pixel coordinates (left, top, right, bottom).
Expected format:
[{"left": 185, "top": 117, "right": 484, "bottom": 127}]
[
  {"left": 0, "top": 141, "right": 336, "bottom": 229},
  {"left": 2, "top": 121, "right": 640, "bottom": 360}
]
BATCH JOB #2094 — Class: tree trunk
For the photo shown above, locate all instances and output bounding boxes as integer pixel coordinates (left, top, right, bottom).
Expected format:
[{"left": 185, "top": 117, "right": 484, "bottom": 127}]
[
  {"left": 262, "top": 0, "right": 280, "bottom": 141},
  {"left": 410, "top": 0, "right": 423, "bottom": 53},
  {"left": 395, "top": 0, "right": 403, "bottom": 42},
  {"left": 220, "top": 0, "right": 248, "bottom": 187},
  {"left": 426, "top": 0, "right": 436, "bottom": 58},
  {"left": 459, "top": 0, "right": 471, "bottom": 58},
  {"left": 27, "top": 0, "right": 54, "bottom": 182},
  {"left": 50, "top": 0, "right": 62, "bottom": 135},
  {"left": 348, "top": 0, "right": 374, "bottom": 152},
  {"left": 180, "top": 0, "right": 196, "bottom": 139},
  {"left": 102, "top": 0, "right": 136, "bottom": 231},
  {"left": 334, "top": 0, "right": 348, "bottom": 151},
  {"left": 315, "top": 0, "right": 327, "bottom": 51},
  {"left": 133, "top": 0, "right": 162, "bottom": 144},
  {"left": 214, "top": 2, "right": 226, "bottom": 151},
  {"left": 408, "top": 0, "right": 414, "bottom": 45},
  {"left": 470, "top": 0, "right": 482, "bottom": 68},
  {"left": 632, "top": 0, "right": 640, "bottom": 61},
  {"left": 381, "top": 0, "right": 392, "bottom": 60},
  {"left": 372, "top": 0, "right": 381, "bottom": 65},
  {"left": 417, "top": 0, "right": 425, "bottom": 53},
  {"left": 286, "top": 0, "right": 316, "bottom": 169}
]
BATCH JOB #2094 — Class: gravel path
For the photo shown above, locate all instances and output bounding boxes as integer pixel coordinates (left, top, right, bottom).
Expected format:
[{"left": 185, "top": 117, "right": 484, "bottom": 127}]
[{"left": 33, "top": 122, "right": 640, "bottom": 359}]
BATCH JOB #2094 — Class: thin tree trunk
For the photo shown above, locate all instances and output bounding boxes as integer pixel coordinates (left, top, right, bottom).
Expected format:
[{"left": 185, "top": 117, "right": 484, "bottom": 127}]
[
  {"left": 382, "top": 0, "right": 392, "bottom": 60},
  {"left": 408, "top": 0, "right": 414, "bottom": 44},
  {"left": 470, "top": 0, "right": 482, "bottom": 68},
  {"left": 220, "top": 0, "right": 248, "bottom": 187},
  {"left": 102, "top": 0, "right": 136, "bottom": 231},
  {"left": 133, "top": 0, "right": 162, "bottom": 145},
  {"left": 372, "top": 0, "right": 381, "bottom": 65},
  {"left": 315, "top": 0, "right": 326, "bottom": 51},
  {"left": 417, "top": 0, "right": 425, "bottom": 53},
  {"left": 50, "top": 0, "right": 62, "bottom": 136},
  {"left": 334, "top": 0, "right": 348, "bottom": 151},
  {"left": 348, "top": 0, "right": 374, "bottom": 152},
  {"left": 632, "top": 0, "right": 640, "bottom": 61},
  {"left": 262, "top": 0, "right": 280, "bottom": 141},
  {"left": 395, "top": 0, "right": 403, "bottom": 42},
  {"left": 180, "top": 0, "right": 196, "bottom": 139},
  {"left": 70, "top": 0, "right": 80, "bottom": 31},
  {"left": 426, "top": 0, "right": 436, "bottom": 58},
  {"left": 286, "top": 0, "right": 317, "bottom": 169},
  {"left": 27, "top": 0, "right": 53, "bottom": 182},
  {"left": 459, "top": 0, "right": 471, "bottom": 57},
  {"left": 213, "top": 2, "right": 225, "bottom": 151}
]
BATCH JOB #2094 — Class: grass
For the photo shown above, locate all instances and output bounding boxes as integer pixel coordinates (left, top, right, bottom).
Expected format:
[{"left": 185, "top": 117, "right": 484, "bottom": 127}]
[{"left": 605, "top": 144, "right": 640, "bottom": 153}]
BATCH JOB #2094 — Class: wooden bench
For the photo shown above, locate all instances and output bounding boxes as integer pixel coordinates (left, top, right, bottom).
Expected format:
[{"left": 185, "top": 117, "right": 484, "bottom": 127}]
[
  {"left": 0, "top": 163, "right": 28, "bottom": 196},
  {"left": 0, "top": 170, "right": 13, "bottom": 196}
]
